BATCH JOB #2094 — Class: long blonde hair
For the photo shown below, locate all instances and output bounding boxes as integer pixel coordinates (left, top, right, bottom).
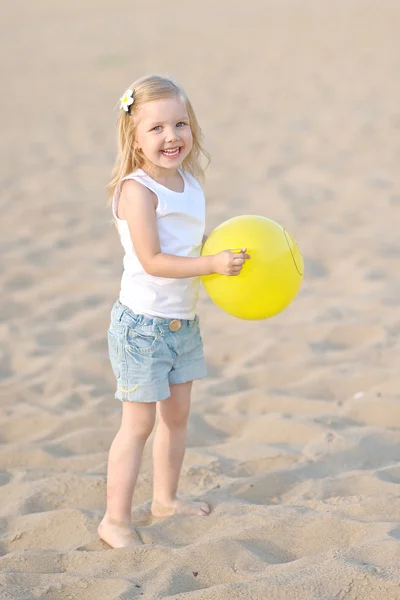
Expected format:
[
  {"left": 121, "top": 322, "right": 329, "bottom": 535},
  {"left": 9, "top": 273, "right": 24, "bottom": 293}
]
[{"left": 108, "top": 74, "right": 210, "bottom": 203}]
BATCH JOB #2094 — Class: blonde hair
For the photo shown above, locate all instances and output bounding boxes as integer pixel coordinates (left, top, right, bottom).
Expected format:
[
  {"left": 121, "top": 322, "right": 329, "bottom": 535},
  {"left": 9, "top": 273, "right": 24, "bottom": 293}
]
[{"left": 108, "top": 74, "right": 210, "bottom": 203}]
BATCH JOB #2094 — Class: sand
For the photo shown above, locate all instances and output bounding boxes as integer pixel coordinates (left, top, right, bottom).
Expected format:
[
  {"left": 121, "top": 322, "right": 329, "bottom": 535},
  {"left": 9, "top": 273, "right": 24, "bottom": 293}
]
[{"left": 1, "top": 0, "right": 400, "bottom": 598}]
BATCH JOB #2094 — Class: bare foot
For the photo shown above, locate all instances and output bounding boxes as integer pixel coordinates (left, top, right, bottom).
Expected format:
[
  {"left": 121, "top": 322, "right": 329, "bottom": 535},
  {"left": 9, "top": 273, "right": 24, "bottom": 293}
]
[
  {"left": 98, "top": 516, "right": 142, "bottom": 548},
  {"left": 151, "top": 498, "right": 211, "bottom": 517}
]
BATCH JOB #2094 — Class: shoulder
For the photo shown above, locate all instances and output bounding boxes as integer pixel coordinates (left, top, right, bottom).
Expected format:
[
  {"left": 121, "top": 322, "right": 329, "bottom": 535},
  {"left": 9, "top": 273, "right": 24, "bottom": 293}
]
[
  {"left": 182, "top": 170, "right": 204, "bottom": 193},
  {"left": 119, "top": 178, "right": 157, "bottom": 219}
]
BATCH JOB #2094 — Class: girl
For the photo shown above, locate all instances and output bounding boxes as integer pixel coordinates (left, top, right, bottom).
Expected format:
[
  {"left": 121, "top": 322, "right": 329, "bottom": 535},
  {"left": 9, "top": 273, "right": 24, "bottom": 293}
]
[{"left": 98, "top": 74, "right": 250, "bottom": 548}]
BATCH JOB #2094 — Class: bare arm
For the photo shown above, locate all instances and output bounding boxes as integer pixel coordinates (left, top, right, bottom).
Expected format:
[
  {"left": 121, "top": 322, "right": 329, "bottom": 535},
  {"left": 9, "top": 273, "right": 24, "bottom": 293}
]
[{"left": 119, "top": 180, "right": 249, "bottom": 279}]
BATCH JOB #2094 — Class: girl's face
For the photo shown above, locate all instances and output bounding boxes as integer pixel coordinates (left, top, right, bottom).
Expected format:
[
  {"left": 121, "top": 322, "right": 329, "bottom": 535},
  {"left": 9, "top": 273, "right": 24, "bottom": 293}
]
[{"left": 134, "top": 96, "right": 193, "bottom": 174}]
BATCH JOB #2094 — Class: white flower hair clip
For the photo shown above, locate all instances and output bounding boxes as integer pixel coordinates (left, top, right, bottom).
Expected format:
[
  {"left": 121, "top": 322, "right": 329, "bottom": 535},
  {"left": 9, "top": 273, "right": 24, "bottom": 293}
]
[{"left": 120, "top": 89, "right": 135, "bottom": 114}]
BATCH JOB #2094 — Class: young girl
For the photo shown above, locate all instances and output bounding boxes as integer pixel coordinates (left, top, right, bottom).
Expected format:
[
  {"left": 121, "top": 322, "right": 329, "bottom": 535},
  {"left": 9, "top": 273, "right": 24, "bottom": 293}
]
[{"left": 98, "top": 74, "right": 250, "bottom": 548}]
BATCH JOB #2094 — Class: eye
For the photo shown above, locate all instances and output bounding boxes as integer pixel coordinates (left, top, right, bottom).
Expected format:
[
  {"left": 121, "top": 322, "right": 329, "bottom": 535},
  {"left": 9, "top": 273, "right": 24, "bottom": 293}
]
[
  {"left": 152, "top": 125, "right": 162, "bottom": 132},
  {"left": 176, "top": 122, "right": 186, "bottom": 128}
]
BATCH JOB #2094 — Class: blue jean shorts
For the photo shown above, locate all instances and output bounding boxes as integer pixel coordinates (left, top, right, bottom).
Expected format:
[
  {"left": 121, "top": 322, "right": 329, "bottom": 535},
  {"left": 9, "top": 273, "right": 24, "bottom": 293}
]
[{"left": 107, "top": 300, "right": 207, "bottom": 402}]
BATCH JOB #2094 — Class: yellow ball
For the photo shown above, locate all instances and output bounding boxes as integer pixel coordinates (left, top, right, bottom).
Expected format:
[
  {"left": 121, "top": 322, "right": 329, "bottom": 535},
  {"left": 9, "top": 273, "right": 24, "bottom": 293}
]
[{"left": 201, "top": 215, "right": 304, "bottom": 320}]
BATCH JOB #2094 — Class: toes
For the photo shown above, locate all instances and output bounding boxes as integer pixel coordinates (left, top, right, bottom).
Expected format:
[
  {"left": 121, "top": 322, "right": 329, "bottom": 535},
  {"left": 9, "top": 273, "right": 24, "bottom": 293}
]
[
  {"left": 152, "top": 500, "right": 211, "bottom": 517},
  {"left": 199, "top": 502, "right": 211, "bottom": 515}
]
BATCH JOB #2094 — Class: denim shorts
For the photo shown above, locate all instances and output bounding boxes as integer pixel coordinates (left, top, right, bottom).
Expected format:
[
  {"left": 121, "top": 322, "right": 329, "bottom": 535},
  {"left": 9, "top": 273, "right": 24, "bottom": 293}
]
[{"left": 107, "top": 300, "right": 207, "bottom": 403}]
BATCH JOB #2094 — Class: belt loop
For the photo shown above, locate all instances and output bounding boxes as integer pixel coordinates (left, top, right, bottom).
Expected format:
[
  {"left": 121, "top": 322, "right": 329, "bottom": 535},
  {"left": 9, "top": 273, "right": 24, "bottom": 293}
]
[{"left": 118, "top": 306, "right": 126, "bottom": 322}]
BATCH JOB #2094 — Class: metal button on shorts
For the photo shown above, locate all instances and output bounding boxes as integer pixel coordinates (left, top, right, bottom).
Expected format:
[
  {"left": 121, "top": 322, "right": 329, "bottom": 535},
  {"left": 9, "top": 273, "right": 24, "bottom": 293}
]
[{"left": 169, "top": 319, "right": 182, "bottom": 332}]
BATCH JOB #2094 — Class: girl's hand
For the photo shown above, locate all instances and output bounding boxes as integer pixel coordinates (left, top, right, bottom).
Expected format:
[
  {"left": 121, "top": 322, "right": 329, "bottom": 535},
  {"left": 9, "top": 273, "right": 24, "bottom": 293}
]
[{"left": 211, "top": 248, "right": 251, "bottom": 276}]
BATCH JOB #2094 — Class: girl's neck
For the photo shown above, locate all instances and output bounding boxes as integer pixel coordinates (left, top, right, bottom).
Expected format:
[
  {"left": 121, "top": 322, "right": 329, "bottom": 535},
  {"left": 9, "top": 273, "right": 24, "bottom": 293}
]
[{"left": 141, "top": 163, "right": 181, "bottom": 186}]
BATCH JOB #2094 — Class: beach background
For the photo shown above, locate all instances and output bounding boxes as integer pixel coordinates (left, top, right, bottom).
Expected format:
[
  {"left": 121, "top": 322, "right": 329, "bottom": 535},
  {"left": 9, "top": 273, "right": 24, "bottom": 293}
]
[{"left": 1, "top": 0, "right": 400, "bottom": 598}]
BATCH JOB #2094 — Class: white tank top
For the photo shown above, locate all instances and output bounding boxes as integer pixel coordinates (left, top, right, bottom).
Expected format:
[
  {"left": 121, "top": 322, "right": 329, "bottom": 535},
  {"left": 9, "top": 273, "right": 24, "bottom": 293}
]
[{"left": 112, "top": 168, "right": 206, "bottom": 319}]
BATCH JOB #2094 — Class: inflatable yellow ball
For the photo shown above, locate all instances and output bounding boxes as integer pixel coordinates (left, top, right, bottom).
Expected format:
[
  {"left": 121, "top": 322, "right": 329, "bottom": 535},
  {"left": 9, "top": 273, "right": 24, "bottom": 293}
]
[{"left": 201, "top": 215, "right": 304, "bottom": 320}]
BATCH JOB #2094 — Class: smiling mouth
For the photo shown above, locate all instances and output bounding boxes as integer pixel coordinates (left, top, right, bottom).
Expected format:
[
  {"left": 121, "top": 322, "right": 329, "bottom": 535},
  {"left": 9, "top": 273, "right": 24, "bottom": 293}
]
[{"left": 161, "top": 147, "right": 182, "bottom": 157}]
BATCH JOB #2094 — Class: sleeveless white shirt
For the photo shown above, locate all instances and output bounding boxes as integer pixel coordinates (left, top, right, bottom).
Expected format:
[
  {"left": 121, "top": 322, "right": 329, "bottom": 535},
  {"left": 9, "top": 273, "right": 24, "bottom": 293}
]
[{"left": 112, "top": 168, "right": 206, "bottom": 319}]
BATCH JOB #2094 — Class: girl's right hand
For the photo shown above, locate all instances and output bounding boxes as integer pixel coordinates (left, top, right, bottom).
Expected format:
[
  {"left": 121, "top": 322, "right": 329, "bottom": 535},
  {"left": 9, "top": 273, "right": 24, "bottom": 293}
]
[{"left": 211, "top": 248, "right": 251, "bottom": 276}]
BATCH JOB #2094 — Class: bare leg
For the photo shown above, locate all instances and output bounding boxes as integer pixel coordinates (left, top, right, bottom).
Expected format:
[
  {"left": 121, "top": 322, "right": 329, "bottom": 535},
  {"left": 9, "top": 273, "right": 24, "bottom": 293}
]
[
  {"left": 98, "top": 400, "right": 156, "bottom": 548},
  {"left": 151, "top": 381, "right": 210, "bottom": 517}
]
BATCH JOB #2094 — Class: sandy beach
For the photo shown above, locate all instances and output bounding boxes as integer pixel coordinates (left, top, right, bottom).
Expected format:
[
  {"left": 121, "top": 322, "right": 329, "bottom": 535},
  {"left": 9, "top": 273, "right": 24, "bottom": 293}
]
[{"left": 1, "top": 0, "right": 400, "bottom": 598}]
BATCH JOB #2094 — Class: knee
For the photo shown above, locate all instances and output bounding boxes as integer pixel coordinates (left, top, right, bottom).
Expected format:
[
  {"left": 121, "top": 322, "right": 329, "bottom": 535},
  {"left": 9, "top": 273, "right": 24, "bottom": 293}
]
[
  {"left": 136, "top": 419, "right": 156, "bottom": 439},
  {"left": 160, "top": 409, "right": 189, "bottom": 430},
  {"left": 121, "top": 401, "right": 156, "bottom": 440},
  {"left": 122, "top": 417, "right": 155, "bottom": 440}
]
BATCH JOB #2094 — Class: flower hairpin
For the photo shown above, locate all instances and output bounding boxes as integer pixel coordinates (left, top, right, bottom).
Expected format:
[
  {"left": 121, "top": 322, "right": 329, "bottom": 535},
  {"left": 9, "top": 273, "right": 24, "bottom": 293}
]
[{"left": 120, "top": 89, "right": 135, "bottom": 114}]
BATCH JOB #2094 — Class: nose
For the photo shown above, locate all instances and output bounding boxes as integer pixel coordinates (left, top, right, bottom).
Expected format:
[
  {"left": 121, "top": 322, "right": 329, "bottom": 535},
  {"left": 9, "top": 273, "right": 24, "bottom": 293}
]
[{"left": 165, "top": 127, "right": 180, "bottom": 143}]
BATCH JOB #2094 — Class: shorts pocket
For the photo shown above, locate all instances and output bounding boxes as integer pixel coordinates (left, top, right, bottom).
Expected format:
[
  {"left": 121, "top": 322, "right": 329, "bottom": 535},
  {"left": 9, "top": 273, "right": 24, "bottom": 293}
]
[
  {"left": 181, "top": 325, "right": 203, "bottom": 355},
  {"left": 125, "top": 327, "right": 159, "bottom": 356},
  {"left": 108, "top": 327, "right": 123, "bottom": 379}
]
